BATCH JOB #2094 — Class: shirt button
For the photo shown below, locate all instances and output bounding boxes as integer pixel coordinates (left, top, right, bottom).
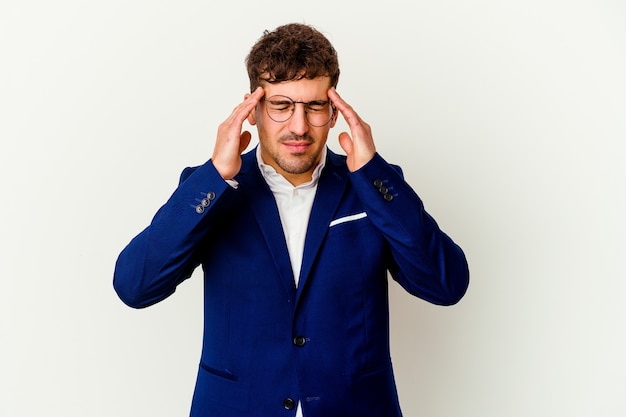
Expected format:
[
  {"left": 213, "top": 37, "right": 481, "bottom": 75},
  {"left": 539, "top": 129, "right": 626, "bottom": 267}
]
[
  {"left": 283, "top": 398, "right": 296, "bottom": 410},
  {"left": 293, "top": 336, "right": 306, "bottom": 347}
]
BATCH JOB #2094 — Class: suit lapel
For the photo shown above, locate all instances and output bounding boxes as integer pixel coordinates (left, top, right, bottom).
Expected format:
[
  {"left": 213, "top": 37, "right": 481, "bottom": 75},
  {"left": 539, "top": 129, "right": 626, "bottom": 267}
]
[
  {"left": 296, "top": 151, "right": 349, "bottom": 304},
  {"left": 236, "top": 148, "right": 349, "bottom": 304},
  {"left": 236, "top": 150, "right": 296, "bottom": 298}
]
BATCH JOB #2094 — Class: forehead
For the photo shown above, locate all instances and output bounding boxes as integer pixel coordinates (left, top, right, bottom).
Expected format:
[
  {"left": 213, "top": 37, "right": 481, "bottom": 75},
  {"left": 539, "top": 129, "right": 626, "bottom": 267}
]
[{"left": 262, "top": 77, "right": 332, "bottom": 100}]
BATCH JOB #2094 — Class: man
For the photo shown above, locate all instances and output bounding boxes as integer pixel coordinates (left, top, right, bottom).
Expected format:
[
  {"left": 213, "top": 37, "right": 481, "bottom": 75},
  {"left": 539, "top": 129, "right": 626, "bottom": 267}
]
[{"left": 114, "top": 23, "right": 469, "bottom": 417}]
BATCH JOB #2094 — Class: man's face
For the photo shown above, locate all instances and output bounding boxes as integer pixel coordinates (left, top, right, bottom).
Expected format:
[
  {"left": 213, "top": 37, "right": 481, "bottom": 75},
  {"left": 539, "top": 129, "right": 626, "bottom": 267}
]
[{"left": 247, "top": 76, "right": 336, "bottom": 186}]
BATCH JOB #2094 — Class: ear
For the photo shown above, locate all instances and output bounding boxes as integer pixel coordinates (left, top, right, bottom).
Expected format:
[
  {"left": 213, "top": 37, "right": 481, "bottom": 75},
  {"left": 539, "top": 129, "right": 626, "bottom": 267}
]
[
  {"left": 329, "top": 104, "right": 338, "bottom": 128},
  {"left": 245, "top": 93, "right": 258, "bottom": 125}
]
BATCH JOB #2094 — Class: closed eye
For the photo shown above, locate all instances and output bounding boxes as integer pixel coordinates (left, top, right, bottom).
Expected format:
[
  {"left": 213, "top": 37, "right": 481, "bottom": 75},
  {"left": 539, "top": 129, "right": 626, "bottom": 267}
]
[
  {"left": 306, "top": 101, "right": 329, "bottom": 112},
  {"left": 267, "top": 100, "right": 292, "bottom": 111}
]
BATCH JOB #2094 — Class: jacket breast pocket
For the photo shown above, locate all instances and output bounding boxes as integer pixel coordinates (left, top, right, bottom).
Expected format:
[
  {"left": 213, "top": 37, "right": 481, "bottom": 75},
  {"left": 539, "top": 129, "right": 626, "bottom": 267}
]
[
  {"left": 323, "top": 211, "right": 385, "bottom": 269},
  {"left": 327, "top": 212, "right": 369, "bottom": 238},
  {"left": 329, "top": 212, "right": 368, "bottom": 228}
]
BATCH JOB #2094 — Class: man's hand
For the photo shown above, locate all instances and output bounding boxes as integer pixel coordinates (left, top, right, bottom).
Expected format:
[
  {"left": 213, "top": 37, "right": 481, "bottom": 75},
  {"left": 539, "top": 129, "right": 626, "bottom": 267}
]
[
  {"left": 212, "top": 87, "right": 264, "bottom": 180},
  {"left": 328, "top": 87, "right": 376, "bottom": 172}
]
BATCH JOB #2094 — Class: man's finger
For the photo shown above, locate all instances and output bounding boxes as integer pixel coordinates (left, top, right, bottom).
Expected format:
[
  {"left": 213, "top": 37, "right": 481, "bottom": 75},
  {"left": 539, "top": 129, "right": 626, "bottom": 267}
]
[
  {"left": 338, "top": 132, "right": 353, "bottom": 155},
  {"left": 328, "top": 87, "right": 365, "bottom": 130},
  {"left": 228, "top": 86, "right": 264, "bottom": 125}
]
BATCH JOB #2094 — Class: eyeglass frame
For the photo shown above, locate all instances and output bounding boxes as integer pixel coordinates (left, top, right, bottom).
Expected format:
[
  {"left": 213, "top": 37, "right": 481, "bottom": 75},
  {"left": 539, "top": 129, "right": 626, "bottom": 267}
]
[{"left": 262, "top": 95, "right": 336, "bottom": 127}]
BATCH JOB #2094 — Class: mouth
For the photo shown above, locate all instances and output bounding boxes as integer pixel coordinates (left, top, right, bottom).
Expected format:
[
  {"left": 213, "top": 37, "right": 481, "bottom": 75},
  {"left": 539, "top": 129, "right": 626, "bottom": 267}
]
[
  {"left": 283, "top": 142, "right": 311, "bottom": 153},
  {"left": 281, "top": 139, "right": 313, "bottom": 154}
]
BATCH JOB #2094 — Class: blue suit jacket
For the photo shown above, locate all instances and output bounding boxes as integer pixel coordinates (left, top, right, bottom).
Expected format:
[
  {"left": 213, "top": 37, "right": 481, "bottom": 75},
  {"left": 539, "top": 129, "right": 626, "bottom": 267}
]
[{"left": 114, "top": 148, "right": 469, "bottom": 417}]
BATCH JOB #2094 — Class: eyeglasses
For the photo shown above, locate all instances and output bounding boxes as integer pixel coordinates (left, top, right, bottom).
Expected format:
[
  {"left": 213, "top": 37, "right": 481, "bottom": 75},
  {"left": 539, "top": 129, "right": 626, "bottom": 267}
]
[{"left": 263, "top": 95, "right": 334, "bottom": 127}]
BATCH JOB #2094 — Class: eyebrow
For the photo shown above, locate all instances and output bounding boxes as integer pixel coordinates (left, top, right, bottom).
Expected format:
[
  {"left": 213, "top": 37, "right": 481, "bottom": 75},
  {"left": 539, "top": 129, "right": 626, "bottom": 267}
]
[{"left": 265, "top": 96, "right": 329, "bottom": 104}]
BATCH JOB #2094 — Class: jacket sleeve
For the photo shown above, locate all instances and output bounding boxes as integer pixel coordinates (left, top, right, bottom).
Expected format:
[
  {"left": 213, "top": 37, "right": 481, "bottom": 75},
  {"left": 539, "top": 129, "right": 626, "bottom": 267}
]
[
  {"left": 348, "top": 153, "right": 469, "bottom": 305},
  {"left": 113, "top": 160, "right": 233, "bottom": 308}
]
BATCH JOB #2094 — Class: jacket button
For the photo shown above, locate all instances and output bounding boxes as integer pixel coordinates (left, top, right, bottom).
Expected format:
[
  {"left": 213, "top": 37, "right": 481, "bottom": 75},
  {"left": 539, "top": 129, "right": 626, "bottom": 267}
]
[
  {"left": 293, "top": 335, "right": 306, "bottom": 347},
  {"left": 195, "top": 205, "right": 205, "bottom": 214},
  {"left": 383, "top": 193, "right": 394, "bottom": 202},
  {"left": 373, "top": 179, "right": 384, "bottom": 188},
  {"left": 206, "top": 191, "right": 216, "bottom": 200},
  {"left": 283, "top": 398, "right": 296, "bottom": 410}
]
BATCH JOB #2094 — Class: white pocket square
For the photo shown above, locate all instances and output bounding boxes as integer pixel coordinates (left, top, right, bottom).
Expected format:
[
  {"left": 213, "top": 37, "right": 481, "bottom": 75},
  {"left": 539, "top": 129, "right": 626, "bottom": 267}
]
[{"left": 329, "top": 212, "right": 368, "bottom": 228}]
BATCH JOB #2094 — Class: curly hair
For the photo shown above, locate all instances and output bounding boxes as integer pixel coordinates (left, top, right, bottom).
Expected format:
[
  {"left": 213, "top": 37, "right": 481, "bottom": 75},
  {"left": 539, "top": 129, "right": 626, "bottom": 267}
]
[{"left": 245, "top": 23, "right": 340, "bottom": 92}]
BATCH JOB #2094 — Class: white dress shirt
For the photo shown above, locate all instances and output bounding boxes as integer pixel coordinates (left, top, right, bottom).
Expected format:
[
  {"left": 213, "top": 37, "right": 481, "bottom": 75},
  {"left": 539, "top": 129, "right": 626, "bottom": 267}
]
[
  {"left": 256, "top": 145, "right": 326, "bottom": 417},
  {"left": 256, "top": 146, "right": 326, "bottom": 287}
]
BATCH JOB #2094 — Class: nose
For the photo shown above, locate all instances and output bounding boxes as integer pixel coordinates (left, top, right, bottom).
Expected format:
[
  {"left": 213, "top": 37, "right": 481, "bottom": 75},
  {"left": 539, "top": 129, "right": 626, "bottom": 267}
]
[{"left": 287, "top": 103, "right": 309, "bottom": 136}]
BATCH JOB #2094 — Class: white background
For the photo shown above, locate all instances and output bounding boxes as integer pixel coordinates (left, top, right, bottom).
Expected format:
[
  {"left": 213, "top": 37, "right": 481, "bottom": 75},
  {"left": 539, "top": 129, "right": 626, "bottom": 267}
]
[{"left": 1, "top": 1, "right": 625, "bottom": 416}]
